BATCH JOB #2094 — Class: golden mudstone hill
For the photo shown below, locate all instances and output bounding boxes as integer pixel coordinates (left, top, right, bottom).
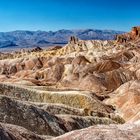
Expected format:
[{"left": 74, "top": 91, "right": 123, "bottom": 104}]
[{"left": 0, "top": 26, "right": 140, "bottom": 139}]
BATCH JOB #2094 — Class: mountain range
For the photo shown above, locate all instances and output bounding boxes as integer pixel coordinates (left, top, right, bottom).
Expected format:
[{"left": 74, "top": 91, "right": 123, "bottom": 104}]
[{"left": 0, "top": 29, "right": 124, "bottom": 51}]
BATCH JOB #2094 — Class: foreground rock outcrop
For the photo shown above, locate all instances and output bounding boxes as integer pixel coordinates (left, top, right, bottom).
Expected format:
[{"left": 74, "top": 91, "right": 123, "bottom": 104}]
[
  {"left": 0, "top": 123, "right": 45, "bottom": 140},
  {"left": 52, "top": 122, "right": 140, "bottom": 140},
  {"left": 0, "top": 95, "right": 119, "bottom": 137}
]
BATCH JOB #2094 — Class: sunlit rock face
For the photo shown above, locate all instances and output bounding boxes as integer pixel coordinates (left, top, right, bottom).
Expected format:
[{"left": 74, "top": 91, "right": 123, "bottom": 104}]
[
  {"left": 105, "top": 80, "right": 140, "bottom": 122},
  {"left": 52, "top": 123, "right": 140, "bottom": 140},
  {"left": 116, "top": 26, "right": 140, "bottom": 45},
  {"left": 0, "top": 26, "right": 140, "bottom": 139}
]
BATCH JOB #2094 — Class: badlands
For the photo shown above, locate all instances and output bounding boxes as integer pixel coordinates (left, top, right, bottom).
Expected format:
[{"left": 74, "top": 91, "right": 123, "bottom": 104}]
[{"left": 0, "top": 26, "right": 140, "bottom": 140}]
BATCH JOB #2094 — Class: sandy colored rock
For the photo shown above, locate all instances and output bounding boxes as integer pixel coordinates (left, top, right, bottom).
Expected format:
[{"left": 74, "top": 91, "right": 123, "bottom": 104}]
[
  {"left": 0, "top": 26, "right": 140, "bottom": 139},
  {"left": 52, "top": 122, "right": 140, "bottom": 140},
  {"left": 105, "top": 80, "right": 140, "bottom": 122}
]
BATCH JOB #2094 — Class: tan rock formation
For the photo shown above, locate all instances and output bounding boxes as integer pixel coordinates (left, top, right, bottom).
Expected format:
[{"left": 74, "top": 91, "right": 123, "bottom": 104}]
[
  {"left": 0, "top": 26, "right": 140, "bottom": 139},
  {"left": 52, "top": 123, "right": 140, "bottom": 140},
  {"left": 105, "top": 80, "right": 140, "bottom": 122},
  {"left": 116, "top": 26, "right": 140, "bottom": 44}
]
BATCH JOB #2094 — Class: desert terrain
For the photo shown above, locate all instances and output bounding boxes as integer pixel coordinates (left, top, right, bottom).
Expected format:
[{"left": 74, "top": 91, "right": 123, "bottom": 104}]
[{"left": 0, "top": 26, "right": 140, "bottom": 140}]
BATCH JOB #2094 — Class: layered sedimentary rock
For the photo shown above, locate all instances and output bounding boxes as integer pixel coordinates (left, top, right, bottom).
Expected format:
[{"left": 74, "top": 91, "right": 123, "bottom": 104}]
[
  {"left": 0, "top": 95, "right": 118, "bottom": 137},
  {"left": 0, "top": 27, "right": 139, "bottom": 139},
  {"left": 0, "top": 83, "right": 115, "bottom": 115},
  {"left": 105, "top": 80, "right": 140, "bottom": 122}
]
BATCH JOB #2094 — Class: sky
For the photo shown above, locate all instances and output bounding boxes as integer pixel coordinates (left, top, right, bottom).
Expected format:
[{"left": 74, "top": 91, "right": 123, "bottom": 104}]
[{"left": 0, "top": 0, "right": 140, "bottom": 32}]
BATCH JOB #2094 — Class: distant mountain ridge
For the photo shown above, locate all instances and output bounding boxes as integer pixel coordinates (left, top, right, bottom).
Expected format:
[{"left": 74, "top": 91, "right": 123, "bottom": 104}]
[{"left": 0, "top": 29, "right": 124, "bottom": 51}]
